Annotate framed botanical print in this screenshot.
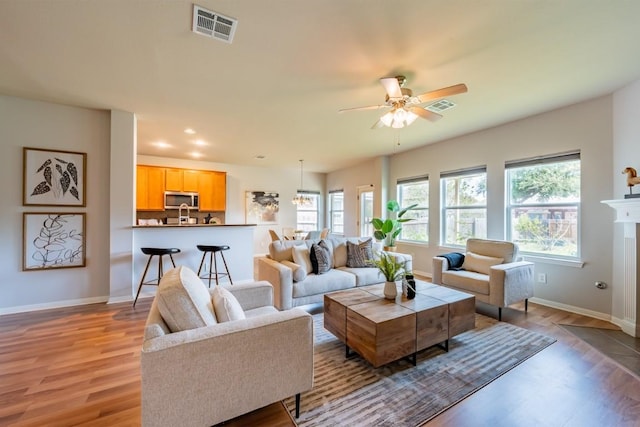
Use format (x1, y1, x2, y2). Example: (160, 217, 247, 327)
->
(23, 212, 86, 271)
(23, 147, 86, 206)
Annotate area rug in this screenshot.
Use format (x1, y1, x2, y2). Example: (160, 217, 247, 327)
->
(284, 313, 556, 427)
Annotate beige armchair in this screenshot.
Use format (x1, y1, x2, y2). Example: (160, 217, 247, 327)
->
(432, 238, 534, 320)
(141, 266, 313, 427)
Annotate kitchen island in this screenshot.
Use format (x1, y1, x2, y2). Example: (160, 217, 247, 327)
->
(132, 223, 256, 298)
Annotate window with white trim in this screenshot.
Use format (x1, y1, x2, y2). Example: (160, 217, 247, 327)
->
(506, 152, 580, 258)
(397, 175, 429, 243)
(295, 192, 319, 231)
(441, 167, 487, 245)
(329, 190, 344, 235)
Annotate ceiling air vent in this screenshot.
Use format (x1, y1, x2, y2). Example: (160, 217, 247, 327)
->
(426, 99, 456, 113)
(192, 4, 237, 43)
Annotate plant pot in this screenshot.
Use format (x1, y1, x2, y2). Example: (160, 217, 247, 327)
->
(383, 246, 397, 252)
(384, 281, 398, 300)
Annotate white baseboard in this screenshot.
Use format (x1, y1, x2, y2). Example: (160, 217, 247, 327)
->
(0, 296, 109, 316)
(610, 315, 639, 337)
(107, 295, 135, 304)
(529, 297, 612, 322)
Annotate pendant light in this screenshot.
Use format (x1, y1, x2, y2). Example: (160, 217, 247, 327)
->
(292, 159, 312, 206)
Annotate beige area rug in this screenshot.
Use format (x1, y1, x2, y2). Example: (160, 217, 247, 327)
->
(284, 313, 556, 427)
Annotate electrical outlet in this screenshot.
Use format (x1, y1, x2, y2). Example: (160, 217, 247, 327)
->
(538, 273, 547, 283)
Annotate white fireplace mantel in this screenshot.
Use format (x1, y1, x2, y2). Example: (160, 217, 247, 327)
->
(602, 198, 640, 337)
(602, 198, 640, 222)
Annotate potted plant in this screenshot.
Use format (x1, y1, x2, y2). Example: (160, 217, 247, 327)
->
(371, 200, 418, 251)
(371, 251, 406, 299)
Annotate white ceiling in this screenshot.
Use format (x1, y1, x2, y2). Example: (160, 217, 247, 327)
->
(2, 1, 640, 173)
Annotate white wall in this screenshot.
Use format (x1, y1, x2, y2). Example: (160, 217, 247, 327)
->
(0, 95, 111, 313)
(137, 155, 325, 255)
(329, 95, 615, 317)
(611, 79, 640, 322)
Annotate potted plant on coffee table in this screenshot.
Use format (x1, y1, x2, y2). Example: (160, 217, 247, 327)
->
(371, 251, 406, 300)
(371, 200, 417, 251)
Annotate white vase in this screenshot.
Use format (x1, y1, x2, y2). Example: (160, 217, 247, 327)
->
(384, 281, 398, 300)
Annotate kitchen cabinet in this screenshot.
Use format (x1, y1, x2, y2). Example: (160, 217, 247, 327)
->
(136, 165, 165, 211)
(198, 171, 226, 211)
(165, 168, 199, 192)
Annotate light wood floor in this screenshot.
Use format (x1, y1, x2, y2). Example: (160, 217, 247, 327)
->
(1, 298, 639, 426)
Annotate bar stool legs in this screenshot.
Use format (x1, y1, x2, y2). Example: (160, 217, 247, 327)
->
(133, 247, 180, 307)
(196, 245, 233, 287)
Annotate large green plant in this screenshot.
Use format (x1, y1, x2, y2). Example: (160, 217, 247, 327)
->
(371, 251, 406, 282)
(371, 200, 417, 247)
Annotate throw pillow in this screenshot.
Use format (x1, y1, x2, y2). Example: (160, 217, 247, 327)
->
(461, 251, 504, 275)
(282, 260, 307, 282)
(346, 238, 374, 268)
(292, 245, 313, 274)
(156, 265, 217, 333)
(310, 240, 332, 274)
(212, 286, 246, 322)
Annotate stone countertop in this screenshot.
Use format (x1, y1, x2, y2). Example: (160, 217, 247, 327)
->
(132, 223, 256, 228)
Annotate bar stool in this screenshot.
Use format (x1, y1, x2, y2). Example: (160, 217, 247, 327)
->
(196, 244, 233, 287)
(133, 247, 181, 307)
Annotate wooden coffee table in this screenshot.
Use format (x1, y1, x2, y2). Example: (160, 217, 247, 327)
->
(324, 280, 475, 368)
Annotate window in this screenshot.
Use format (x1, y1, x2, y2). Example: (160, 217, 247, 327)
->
(358, 188, 373, 237)
(441, 167, 487, 245)
(397, 176, 429, 243)
(506, 152, 580, 258)
(295, 192, 319, 232)
(329, 190, 344, 235)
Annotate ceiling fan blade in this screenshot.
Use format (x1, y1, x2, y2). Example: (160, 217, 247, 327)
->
(380, 77, 403, 99)
(339, 105, 388, 113)
(371, 119, 386, 129)
(409, 106, 443, 122)
(416, 83, 468, 103)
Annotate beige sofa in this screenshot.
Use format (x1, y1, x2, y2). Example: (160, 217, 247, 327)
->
(258, 236, 413, 310)
(432, 238, 534, 320)
(141, 266, 313, 427)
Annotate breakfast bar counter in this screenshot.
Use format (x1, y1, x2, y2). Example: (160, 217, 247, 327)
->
(132, 224, 256, 297)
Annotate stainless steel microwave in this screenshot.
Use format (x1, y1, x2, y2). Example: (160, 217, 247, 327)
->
(164, 192, 199, 210)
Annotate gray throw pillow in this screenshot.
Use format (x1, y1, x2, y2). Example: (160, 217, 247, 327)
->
(310, 240, 332, 274)
(346, 238, 374, 268)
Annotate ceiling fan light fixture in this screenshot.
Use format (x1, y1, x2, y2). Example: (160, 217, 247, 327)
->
(380, 111, 394, 127)
(405, 110, 419, 125)
(380, 108, 419, 129)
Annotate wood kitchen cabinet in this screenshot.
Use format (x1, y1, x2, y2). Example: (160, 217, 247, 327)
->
(198, 171, 226, 211)
(165, 168, 199, 192)
(136, 165, 165, 211)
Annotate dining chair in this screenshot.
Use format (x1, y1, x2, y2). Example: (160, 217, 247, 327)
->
(269, 229, 282, 241)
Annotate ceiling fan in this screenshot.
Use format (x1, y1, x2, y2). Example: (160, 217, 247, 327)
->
(339, 76, 468, 129)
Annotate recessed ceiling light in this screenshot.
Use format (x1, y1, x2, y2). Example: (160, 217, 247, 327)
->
(153, 141, 171, 149)
(190, 152, 203, 158)
(194, 139, 208, 146)
(184, 128, 196, 134)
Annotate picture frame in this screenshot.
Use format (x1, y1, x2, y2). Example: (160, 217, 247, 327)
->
(245, 191, 279, 225)
(23, 147, 87, 206)
(23, 212, 86, 271)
